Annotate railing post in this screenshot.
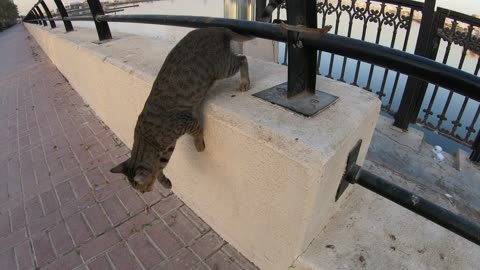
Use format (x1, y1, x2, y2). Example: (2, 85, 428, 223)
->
(31, 11, 39, 24)
(470, 132, 480, 162)
(52, 0, 74, 32)
(86, 0, 112, 41)
(32, 9, 43, 25)
(393, 0, 437, 130)
(27, 11, 36, 24)
(39, 0, 56, 29)
(35, 5, 48, 27)
(285, 0, 317, 97)
(256, 0, 267, 21)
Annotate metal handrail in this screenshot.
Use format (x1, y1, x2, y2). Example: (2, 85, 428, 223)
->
(45, 14, 480, 103)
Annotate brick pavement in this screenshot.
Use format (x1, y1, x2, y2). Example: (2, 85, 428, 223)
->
(0, 25, 258, 270)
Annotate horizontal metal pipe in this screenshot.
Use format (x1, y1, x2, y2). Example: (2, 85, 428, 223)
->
(106, 9, 125, 13)
(380, 0, 424, 9)
(64, 16, 94, 21)
(32, 14, 480, 102)
(92, 14, 480, 102)
(351, 165, 480, 246)
(98, 14, 286, 37)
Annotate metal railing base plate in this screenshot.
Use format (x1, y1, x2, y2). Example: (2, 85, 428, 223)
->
(253, 82, 338, 117)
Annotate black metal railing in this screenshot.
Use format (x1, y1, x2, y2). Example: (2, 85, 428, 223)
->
(417, 8, 480, 147)
(22, 0, 480, 246)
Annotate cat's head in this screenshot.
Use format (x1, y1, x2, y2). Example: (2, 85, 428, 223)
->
(110, 159, 156, 193)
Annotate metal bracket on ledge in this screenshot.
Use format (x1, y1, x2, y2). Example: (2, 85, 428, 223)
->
(335, 140, 363, 201)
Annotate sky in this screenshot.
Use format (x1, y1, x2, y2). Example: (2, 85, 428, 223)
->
(14, 0, 480, 20)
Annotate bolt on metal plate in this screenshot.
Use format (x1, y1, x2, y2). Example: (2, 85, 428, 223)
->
(253, 82, 338, 117)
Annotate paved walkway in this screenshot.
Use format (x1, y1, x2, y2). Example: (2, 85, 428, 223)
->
(0, 25, 257, 270)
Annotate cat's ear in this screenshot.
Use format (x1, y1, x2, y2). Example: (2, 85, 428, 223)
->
(110, 159, 129, 174)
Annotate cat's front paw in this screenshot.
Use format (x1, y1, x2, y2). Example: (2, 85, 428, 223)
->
(239, 79, 250, 92)
(195, 138, 205, 152)
(158, 176, 172, 190)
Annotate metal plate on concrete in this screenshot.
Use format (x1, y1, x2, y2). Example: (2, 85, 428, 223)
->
(253, 82, 338, 117)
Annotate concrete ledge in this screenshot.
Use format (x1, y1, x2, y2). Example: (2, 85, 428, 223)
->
(375, 116, 424, 152)
(25, 24, 381, 269)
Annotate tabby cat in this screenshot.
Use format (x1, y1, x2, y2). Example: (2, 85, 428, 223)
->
(110, 27, 252, 193)
(109, 1, 294, 193)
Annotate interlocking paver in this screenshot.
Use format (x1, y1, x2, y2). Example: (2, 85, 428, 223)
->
(127, 232, 165, 269)
(152, 194, 183, 217)
(29, 209, 63, 236)
(79, 230, 121, 261)
(138, 188, 164, 206)
(69, 174, 90, 199)
(55, 181, 76, 206)
(32, 232, 56, 267)
(0, 229, 27, 253)
(145, 220, 184, 257)
(180, 205, 211, 234)
(163, 209, 202, 245)
(222, 244, 259, 270)
(193, 263, 211, 270)
(83, 204, 111, 236)
(161, 248, 200, 270)
(43, 251, 82, 270)
(0, 25, 259, 270)
(40, 189, 59, 215)
(66, 212, 93, 246)
(117, 188, 146, 215)
(25, 196, 43, 220)
(15, 240, 34, 270)
(49, 222, 74, 256)
(206, 250, 243, 270)
(192, 231, 225, 259)
(0, 211, 11, 237)
(107, 243, 143, 270)
(117, 211, 157, 239)
(0, 247, 16, 270)
(87, 254, 113, 270)
(101, 195, 129, 226)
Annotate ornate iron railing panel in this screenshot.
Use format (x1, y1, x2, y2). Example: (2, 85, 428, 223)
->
(417, 8, 480, 146)
(277, 0, 424, 113)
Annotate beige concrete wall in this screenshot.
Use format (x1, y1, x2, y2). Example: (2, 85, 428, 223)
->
(25, 24, 381, 270)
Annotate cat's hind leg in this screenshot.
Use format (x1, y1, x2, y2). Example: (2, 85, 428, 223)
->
(223, 53, 250, 92)
(238, 55, 250, 92)
(177, 112, 205, 152)
(188, 118, 205, 152)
